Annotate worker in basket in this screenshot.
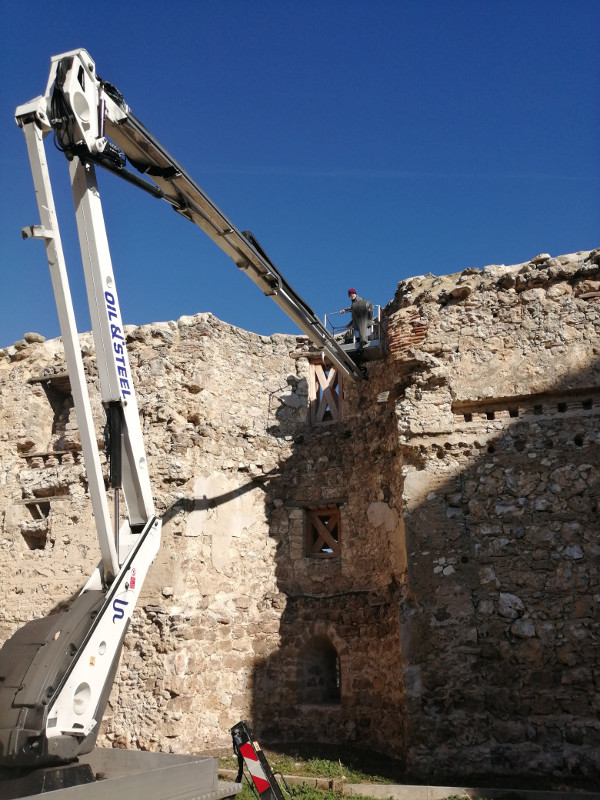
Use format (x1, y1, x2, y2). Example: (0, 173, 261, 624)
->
(341, 288, 373, 348)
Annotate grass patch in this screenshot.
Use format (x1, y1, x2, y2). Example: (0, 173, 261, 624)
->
(220, 743, 593, 795)
(220, 743, 400, 785)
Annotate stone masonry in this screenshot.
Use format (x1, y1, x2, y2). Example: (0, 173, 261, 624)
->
(0, 249, 599, 785)
(384, 249, 600, 782)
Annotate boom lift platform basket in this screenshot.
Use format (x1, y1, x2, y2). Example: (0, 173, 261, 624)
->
(324, 305, 384, 362)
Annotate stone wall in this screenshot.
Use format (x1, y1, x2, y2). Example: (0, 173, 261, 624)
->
(385, 249, 600, 782)
(1, 249, 599, 784)
(0, 314, 307, 754)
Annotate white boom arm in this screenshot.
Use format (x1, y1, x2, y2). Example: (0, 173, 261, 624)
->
(0, 47, 363, 772)
(0, 63, 163, 768)
(39, 48, 365, 380)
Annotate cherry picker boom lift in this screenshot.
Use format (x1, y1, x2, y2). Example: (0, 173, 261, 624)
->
(0, 47, 358, 798)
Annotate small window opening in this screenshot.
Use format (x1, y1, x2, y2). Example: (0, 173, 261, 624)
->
(557, 402, 567, 413)
(533, 405, 543, 415)
(310, 362, 342, 425)
(21, 500, 51, 550)
(582, 399, 593, 410)
(486, 411, 495, 420)
(463, 412, 472, 423)
(509, 408, 519, 418)
(305, 506, 341, 558)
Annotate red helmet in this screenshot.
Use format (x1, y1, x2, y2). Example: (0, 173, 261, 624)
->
(348, 288, 357, 296)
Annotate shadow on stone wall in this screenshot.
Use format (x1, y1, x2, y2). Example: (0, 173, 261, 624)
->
(244, 359, 409, 760)
(395, 375, 600, 784)
(246, 353, 600, 787)
(161, 469, 277, 527)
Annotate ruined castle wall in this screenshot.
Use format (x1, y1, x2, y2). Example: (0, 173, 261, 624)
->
(385, 250, 600, 781)
(1, 249, 599, 784)
(0, 314, 308, 753)
(250, 354, 407, 755)
(0, 309, 406, 758)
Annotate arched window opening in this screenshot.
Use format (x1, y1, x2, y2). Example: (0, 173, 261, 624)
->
(297, 636, 341, 705)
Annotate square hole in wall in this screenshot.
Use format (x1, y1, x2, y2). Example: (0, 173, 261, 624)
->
(310, 362, 343, 425)
(305, 505, 341, 558)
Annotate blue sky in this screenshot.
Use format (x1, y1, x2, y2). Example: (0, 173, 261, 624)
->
(1, 0, 598, 348)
